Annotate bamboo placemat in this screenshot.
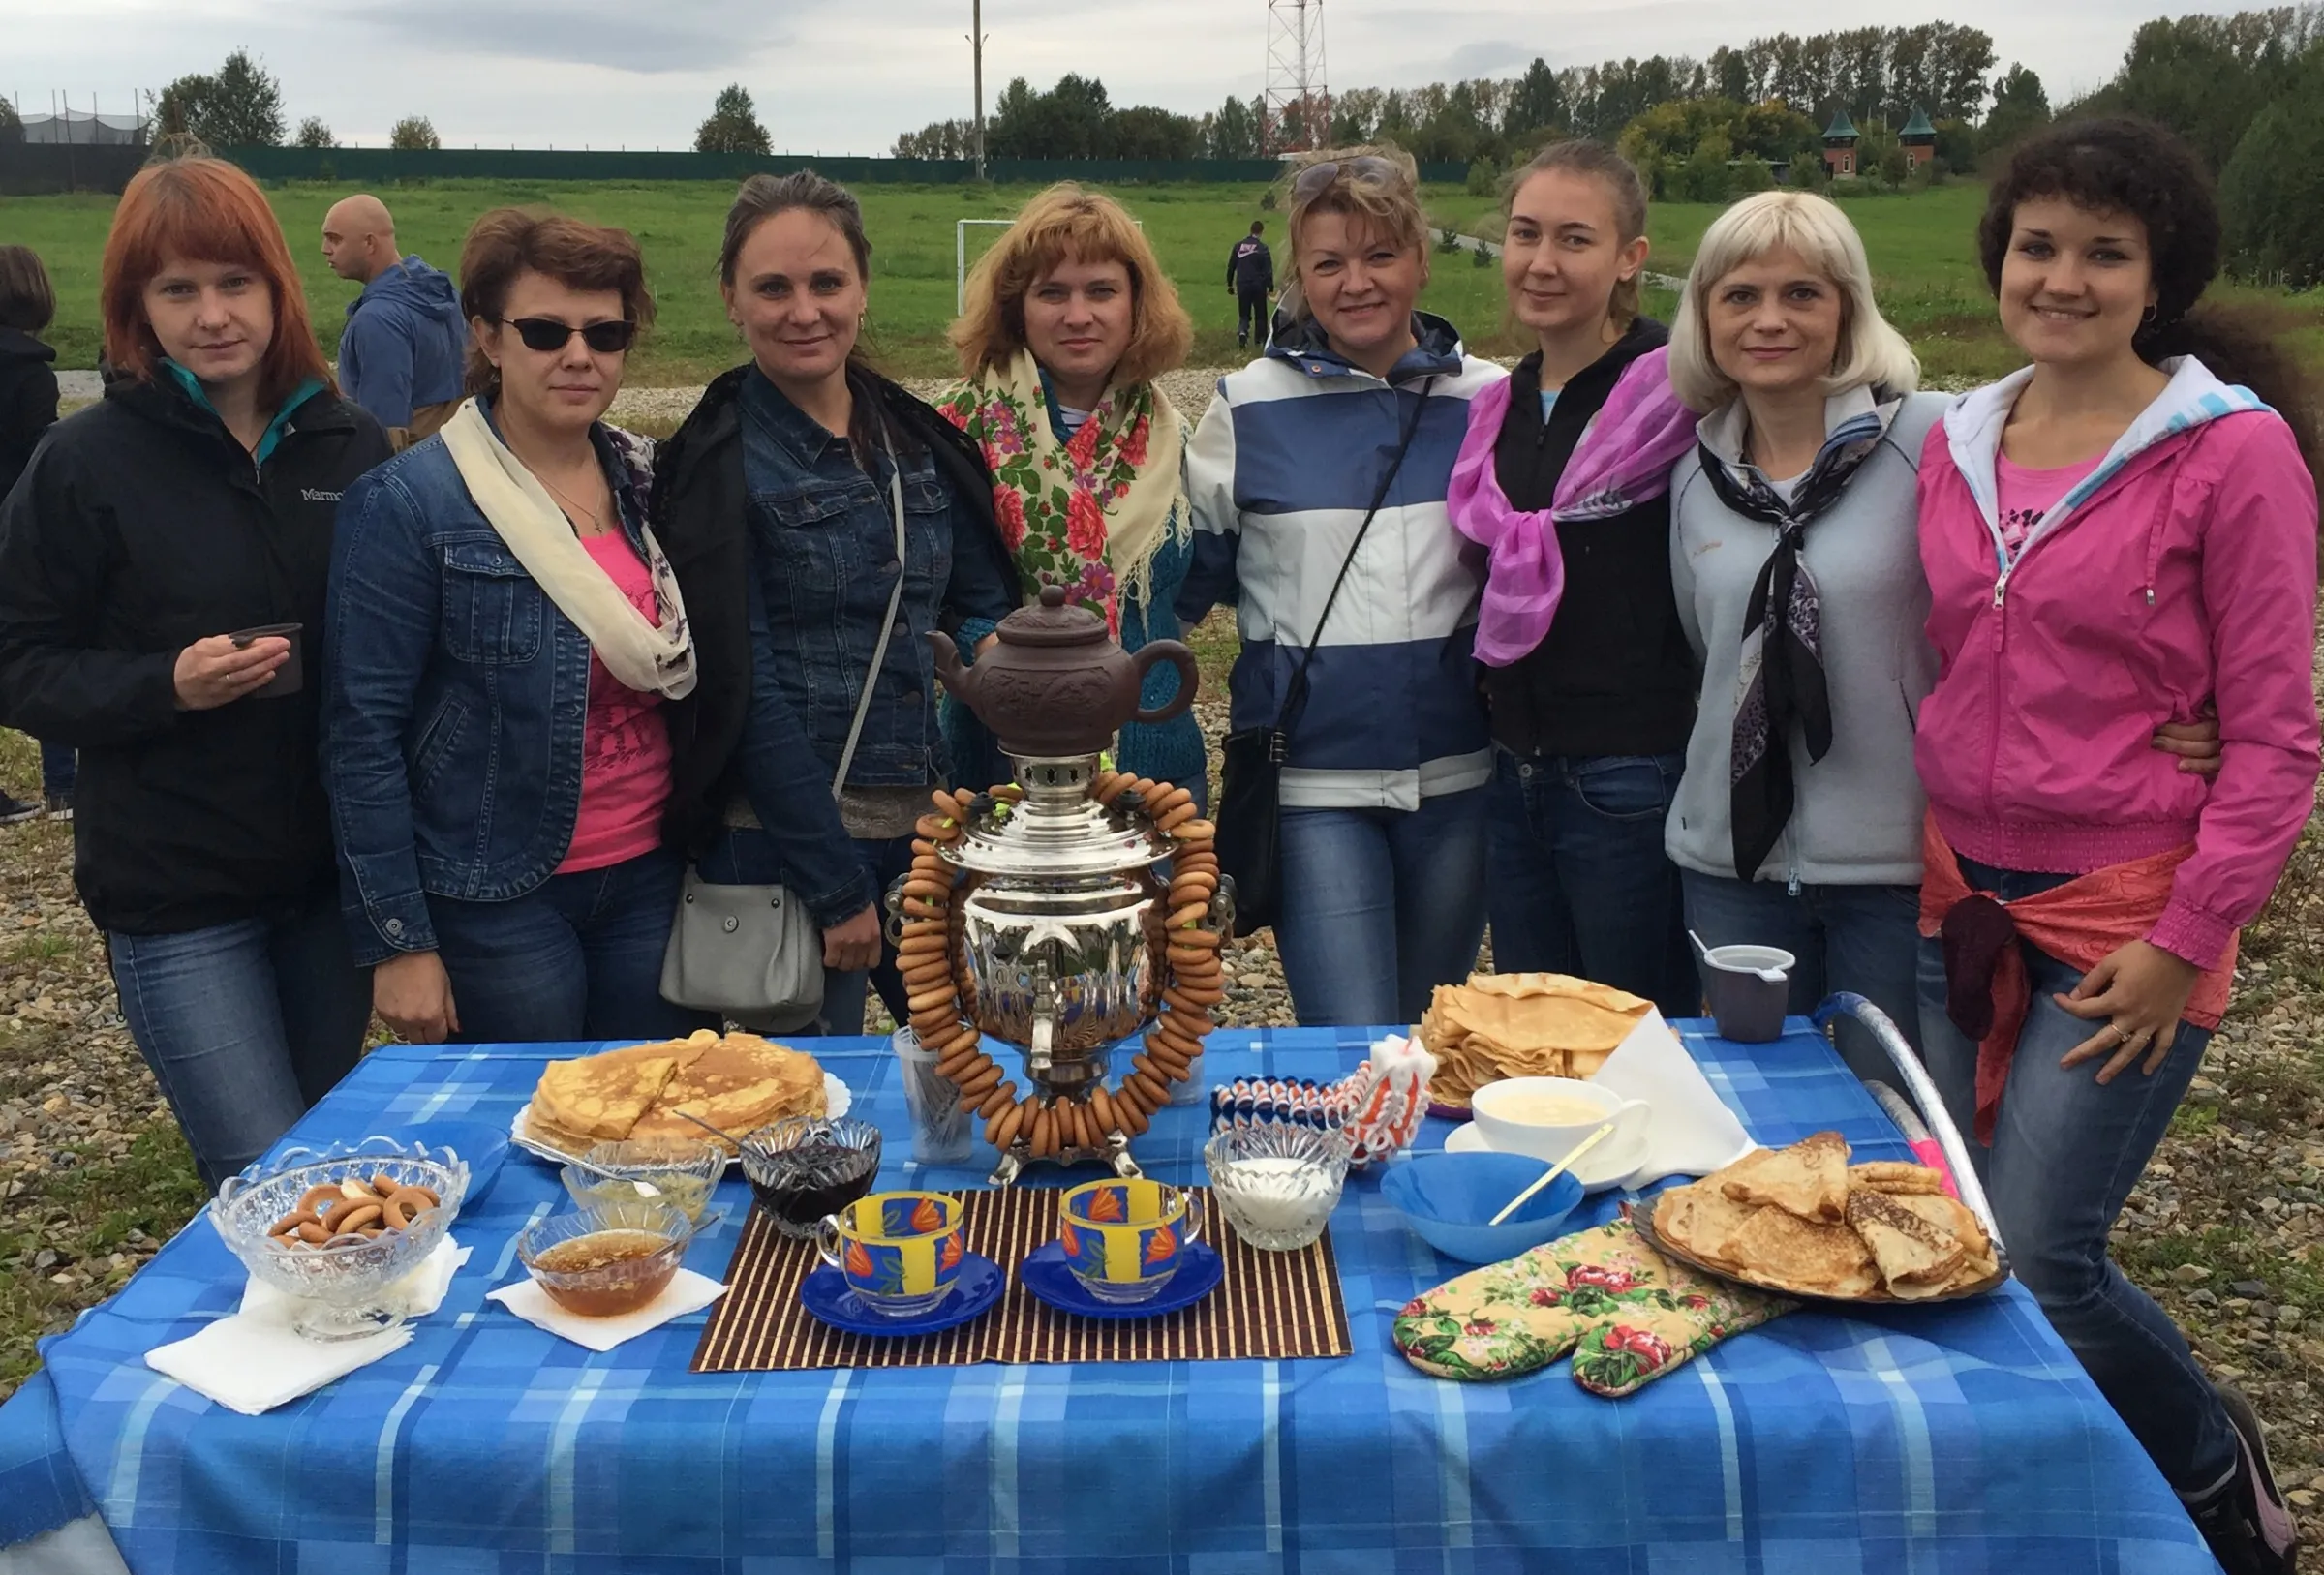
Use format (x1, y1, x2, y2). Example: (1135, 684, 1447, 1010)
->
(690, 1186, 1353, 1371)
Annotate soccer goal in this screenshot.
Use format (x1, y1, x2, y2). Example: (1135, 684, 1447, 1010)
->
(955, 214, 1147, 313)
(956, 220, 1014, 313)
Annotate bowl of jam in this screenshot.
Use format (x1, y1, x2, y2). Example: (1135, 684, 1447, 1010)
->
(516, 1200, 695, 1317)
(740, 1117, 883, 1238)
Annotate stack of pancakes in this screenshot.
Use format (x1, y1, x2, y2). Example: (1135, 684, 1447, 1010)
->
(524, 1030, 827, 1156)
(1653, 1133, 2000, 1300)
(1417, 972, 1654, 1108)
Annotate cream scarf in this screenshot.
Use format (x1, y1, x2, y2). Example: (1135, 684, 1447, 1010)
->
(441, 399, 696, 699)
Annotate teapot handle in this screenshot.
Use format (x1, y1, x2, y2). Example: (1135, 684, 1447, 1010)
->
(1128, 639, 1199, 726)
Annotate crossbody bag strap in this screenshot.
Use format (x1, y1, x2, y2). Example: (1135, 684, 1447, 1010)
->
(829, 431, 911, 800)
(1271, 376, 1437, 752)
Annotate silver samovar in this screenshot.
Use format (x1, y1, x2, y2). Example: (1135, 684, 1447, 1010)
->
(911, 587, 1229, 1185)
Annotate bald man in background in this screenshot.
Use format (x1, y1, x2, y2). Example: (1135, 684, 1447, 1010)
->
(321, 195, 467, 447)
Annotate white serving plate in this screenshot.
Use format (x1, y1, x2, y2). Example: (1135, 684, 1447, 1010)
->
(508, 1072, 852, 1169)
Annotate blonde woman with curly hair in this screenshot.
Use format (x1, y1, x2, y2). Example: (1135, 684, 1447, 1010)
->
(934, 184, 1202, 799)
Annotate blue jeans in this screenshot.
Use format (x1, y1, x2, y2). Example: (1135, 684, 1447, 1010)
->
(426, 845, 714, 1045)
(1484, 750, 1696, 1017)
(38, 739, 74, 798)
(1917, 856, 2236, 1495)
(1681, 869, 1922, 1079)
(699, 829, 915, 1036)
(109, 889, 373, 1193)
(1275, 787, 1486, 1026)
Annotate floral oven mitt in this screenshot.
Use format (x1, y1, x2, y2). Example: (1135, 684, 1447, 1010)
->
(1392, 1219, 1795, 1395)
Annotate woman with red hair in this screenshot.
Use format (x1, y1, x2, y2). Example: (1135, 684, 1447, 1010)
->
(0, 157, 390, 1191)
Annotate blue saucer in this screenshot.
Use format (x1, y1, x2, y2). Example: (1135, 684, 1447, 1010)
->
(800, 1253, 1003, 1337)
(1020, 1239, 1224, 1319)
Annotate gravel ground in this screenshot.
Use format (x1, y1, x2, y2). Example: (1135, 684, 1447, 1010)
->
(5, 517, 2323, 1543)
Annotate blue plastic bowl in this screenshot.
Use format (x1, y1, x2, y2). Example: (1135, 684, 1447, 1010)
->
(1380, 1151, 1586, 1265)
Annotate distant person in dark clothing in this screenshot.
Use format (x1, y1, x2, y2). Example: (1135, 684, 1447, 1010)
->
(0, 244, 71, 823)
(322, 194, 468, 448)
(1227, 219, 1274, 348)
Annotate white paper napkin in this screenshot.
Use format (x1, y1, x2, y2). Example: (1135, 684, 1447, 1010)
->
(145, 1236, 472, 1416)
(1590, 1010, 1758, 1185)
(486, 1268, 726, 1352)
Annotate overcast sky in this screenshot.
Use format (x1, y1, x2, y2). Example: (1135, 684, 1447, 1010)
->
(6, 0, 2269, 152)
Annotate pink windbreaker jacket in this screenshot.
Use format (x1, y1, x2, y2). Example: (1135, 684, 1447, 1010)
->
(1914, 357, 2321, 969)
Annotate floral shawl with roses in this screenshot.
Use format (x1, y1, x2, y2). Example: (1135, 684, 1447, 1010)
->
(934, 349, 1189, 639)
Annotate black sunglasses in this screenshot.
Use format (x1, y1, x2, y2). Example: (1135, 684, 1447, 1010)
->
(500, 317, 637, 353)
(1291, 155, 1402, 201)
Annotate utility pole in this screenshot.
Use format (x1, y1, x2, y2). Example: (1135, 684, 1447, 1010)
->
(970, 0, 988, 180)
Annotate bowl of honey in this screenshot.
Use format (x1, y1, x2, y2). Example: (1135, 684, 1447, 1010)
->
(515, 1200, 696, 1318)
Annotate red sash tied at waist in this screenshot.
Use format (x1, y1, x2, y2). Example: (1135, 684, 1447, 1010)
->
(1916, 814, 2236, 1144)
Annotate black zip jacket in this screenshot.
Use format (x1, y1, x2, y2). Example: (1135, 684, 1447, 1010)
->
(651, 362, 1022, 859)
(0, 327, 59, 504)
(0, 373, 390, 933)
(1482, 318, 1698, 759)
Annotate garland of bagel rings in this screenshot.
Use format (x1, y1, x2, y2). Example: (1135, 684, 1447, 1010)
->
(895, 770, 1224, 1164)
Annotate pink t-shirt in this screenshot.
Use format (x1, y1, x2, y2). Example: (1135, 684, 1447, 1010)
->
(557, 531, 673, 874)
(1996, 449, 2105, 559)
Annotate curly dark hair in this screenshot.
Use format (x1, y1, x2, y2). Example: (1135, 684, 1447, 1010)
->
(1978, 117, 2317, 474)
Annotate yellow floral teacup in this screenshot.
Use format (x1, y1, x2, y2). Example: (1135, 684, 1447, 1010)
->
(814, 1191, 965, 1318)
(1057, 1179, 1202, 1304)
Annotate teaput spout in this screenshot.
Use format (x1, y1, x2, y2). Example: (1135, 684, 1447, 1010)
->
(926, 629, 973, 710)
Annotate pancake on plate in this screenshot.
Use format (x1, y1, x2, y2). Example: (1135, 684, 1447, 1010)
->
(1648, 1136, 1999, 1301)
(627, 1031, 828, 1150)
(1418, 972, 1654, 1107)
(524, 1031, 826, 1156)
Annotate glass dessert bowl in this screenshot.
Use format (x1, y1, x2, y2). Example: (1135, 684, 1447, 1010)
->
(210, 1136, 470, 1341)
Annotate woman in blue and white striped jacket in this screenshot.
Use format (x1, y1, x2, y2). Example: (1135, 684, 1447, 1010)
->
(1177, 147, 1505, 1026)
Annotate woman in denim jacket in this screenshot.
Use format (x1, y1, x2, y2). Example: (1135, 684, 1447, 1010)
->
(656, 172, 1018, 1035)
(325, 210, 714, 1045)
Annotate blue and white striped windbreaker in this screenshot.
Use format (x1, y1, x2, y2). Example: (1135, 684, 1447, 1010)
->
(1176, 312, 1508, 811)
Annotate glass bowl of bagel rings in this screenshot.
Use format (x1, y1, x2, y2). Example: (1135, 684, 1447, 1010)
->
(211, 1136, 471, 1340)
(902, 772, 1224, 1160)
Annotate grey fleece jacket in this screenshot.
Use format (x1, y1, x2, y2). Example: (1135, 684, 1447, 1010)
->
(1665, 388, 1949, 887)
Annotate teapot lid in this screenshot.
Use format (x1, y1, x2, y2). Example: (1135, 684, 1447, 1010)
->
(995, 585, 1109, 649)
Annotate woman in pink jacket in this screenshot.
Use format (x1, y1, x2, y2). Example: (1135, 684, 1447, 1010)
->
(1915, 119, 2318, 1575)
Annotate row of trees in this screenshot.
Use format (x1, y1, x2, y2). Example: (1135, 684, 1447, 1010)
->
(150, 49, 437, 150)
(2070, 5, 2324, 287)
(894, 75, 1206, 162)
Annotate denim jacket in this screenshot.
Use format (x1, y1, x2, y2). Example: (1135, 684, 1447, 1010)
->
(324, 411, 658, 964)
(724, 369, 1012, 923)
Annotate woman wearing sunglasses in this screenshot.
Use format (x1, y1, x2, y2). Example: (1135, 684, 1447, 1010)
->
(1178, 147, 1503, 1025)
(324, 208, 714, 1045)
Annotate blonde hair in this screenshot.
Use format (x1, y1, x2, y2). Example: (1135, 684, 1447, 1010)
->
(1280, 144, 1429, 322)
(950, 183, 1193, 387)
(1667, 191, 1919, 411)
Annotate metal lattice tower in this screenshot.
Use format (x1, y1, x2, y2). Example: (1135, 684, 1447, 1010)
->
(1261, 0, 1329, 155)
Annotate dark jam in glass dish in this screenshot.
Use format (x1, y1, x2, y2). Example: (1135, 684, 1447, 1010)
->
(747, 1143, 879, 1236)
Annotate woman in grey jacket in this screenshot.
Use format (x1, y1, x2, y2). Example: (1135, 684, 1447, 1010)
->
(1664, 193, 1945, 1072)
(1665, 192, 2219, 1074)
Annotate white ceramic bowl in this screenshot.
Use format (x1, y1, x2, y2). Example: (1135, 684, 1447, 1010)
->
(1469, 1076, 1651, 1166)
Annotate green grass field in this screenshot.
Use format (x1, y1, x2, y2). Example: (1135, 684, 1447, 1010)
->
(8, 177, 2319, 387)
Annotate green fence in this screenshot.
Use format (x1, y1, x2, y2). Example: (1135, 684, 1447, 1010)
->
(219, 147, 1470, 187)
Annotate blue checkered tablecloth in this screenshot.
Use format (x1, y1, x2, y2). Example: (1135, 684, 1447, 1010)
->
(0, 1022, 2218, 1573)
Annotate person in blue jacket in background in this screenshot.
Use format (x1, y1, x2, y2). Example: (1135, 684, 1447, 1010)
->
(322, 194, 468, 448)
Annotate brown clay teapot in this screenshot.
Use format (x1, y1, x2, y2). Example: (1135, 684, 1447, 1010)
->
(930, 586, 1199, 758)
